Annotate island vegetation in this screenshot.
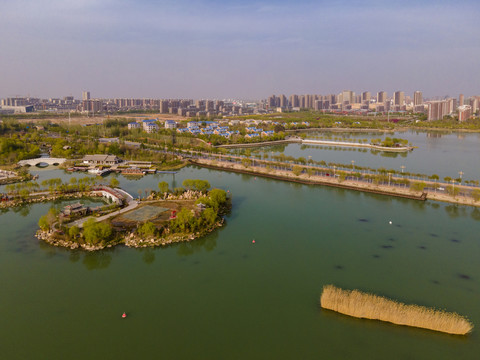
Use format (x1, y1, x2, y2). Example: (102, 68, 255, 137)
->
(35, 179, 231, 251)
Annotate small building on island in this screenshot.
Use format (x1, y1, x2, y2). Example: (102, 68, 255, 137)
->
(62, 203, 89, 217)
(83, 154, 121, 166)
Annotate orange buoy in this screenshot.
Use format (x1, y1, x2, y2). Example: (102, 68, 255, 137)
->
(122, 312, 127, 318)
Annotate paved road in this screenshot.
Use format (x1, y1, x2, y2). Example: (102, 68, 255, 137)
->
(70, 199, 139, 228)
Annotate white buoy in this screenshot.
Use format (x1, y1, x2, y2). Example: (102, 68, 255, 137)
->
(389, 221, 392, 225)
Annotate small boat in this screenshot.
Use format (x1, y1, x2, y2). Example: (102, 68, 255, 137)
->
(88, 168, 112, 176)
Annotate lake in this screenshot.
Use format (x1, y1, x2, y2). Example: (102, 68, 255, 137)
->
(227, 130, 480, 180)
(1, 163, 480, 359)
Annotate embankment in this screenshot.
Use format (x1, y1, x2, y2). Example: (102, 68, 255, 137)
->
(189, 159, 426, 201)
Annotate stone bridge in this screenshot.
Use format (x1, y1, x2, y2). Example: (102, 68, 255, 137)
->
(18, 157, 67, 166)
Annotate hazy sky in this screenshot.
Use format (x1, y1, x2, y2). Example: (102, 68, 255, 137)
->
(1, 0, 479, 99)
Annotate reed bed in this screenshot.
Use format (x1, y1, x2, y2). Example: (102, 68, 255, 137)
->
(320, 285, 473, 335)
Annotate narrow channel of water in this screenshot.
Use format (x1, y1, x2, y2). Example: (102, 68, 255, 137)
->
(228, 130, 480, 180)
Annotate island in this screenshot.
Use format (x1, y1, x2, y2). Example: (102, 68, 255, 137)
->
(35, 179, 231, 251)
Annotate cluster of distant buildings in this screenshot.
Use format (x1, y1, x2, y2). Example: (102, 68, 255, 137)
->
(1, 90, 478, 122)
(0, 91, 261, 117)
(267, 91, 479, 121)
(126, 118, 306, 140)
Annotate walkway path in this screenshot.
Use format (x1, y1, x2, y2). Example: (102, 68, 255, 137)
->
(70, 199, 139, 228)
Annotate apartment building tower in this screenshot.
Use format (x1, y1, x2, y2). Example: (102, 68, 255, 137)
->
(413, 91, 423, 106)
(377, 91, 387, 104)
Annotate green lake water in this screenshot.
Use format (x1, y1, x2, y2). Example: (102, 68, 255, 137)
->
(1, 164, 480, 359)
(229, 130, 480, 180)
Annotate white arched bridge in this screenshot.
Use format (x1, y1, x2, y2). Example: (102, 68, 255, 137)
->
(18, 157, 67, 167)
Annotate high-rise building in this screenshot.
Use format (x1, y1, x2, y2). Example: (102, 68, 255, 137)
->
(459, 94, 464, 107)
(82, 91, 90, 101)
(339, 90, 354, 104)
(159, 100, 169, 113)
(362, 92, 371, 104)
(206, 100, 214, 111)
(289, 94, 299, 108)
(279, 94, 288, 108)
(394, 91, 405, 106)
(468, 97, 478, 113)
(413, 91, 423, 106)
(267, 95, 278, 109)
(427, 99, 454, 120)
(195, 99, 205, 109)
(377, 91, 387, 104)
(458, 105, 472, 122)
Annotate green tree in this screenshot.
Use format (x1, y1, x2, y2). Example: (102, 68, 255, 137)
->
(138, 221, 157, 237)
(38, 215, 50, 231)
(208, 189, 228, 212)
(446, 185, 460, 197)
(336, 171, 346, 183)
(182, 179, 194, 190)
(471, 189, 480, 202)
(292, 165, 303, 176)
(68, 225, 80, 240)
(194, 179, 211, 192)
(241, 158, 252, 168)
(411, 182, 426, 192)
(274, 124, 285, 133)
(201, 207, 217, 227)
(83, 219, 113, 245)
(109, 177, 120, 188)
(158, 181, 169, 194)
(38, 207, 58, 231)
(172, 208, 195, 233)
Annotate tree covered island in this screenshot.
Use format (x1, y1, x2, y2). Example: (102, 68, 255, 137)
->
(36, 179, 231, 251)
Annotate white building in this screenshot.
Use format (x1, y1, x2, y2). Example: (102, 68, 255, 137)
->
(165, 120, 177, 129)
(142, 119, 159, 133)
(128, 122, 141, 130)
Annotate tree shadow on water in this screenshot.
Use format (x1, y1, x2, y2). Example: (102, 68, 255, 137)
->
(176, 230, 218, 257)
(82, 250, 113, 270)
(138, 248, 155, 265)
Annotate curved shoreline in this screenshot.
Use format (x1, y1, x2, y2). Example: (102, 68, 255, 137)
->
(217, 138, 412, 152)
(35, 219, 225, 251)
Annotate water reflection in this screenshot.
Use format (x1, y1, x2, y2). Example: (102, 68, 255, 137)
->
(176, 231, 218, 257)
(379, 152, 406, 159)
(445, 205, 463, 219)
(82, 250, 113, 270)
(141, 248, 155, 265)
(470, 208, 480, 221)
(69, 251, 81, 263)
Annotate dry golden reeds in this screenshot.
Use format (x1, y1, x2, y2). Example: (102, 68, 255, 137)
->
(320, 285, 473, 335)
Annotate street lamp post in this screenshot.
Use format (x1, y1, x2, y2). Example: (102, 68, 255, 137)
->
(333, 165, 336, 177)
(388, 173, 392, 187)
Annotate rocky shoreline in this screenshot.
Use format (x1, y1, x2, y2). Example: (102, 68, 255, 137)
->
(35, 219, 225, 251)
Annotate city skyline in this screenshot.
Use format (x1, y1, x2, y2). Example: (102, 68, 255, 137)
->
(1, 0, 479, 99)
